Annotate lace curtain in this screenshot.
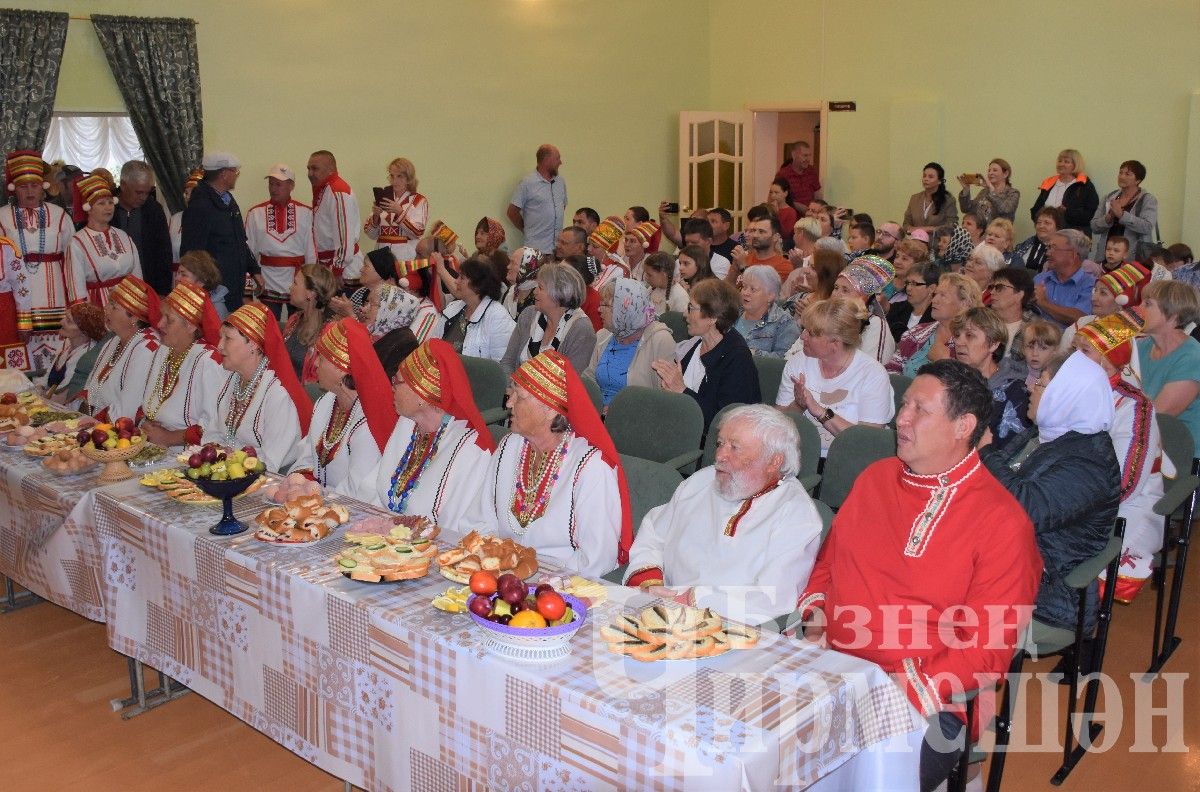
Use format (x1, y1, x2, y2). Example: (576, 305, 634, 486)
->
(0, 10, 69, 154)
(44, 115, 146, 175)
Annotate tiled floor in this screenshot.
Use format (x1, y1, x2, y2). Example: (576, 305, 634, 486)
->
(1, 557, 1195, 790)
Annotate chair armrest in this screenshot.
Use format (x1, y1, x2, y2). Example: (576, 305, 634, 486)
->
(601, 564, 626, 585)
(1065, 536, 1123, 589)
(1153, 475, 1200, 517)
(779, 609, 805, 636)
(799, 473, 821, 495)
(664, 449, 703, 472)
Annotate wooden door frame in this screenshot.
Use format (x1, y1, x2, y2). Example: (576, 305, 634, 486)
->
(747, 102, 829, 204)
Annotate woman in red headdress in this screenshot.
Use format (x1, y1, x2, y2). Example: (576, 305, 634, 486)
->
(209, 302, 312, 473)
(137, 281, 229, 448)
(291, 318, 397, 501)
(80, 275, 160, 420)
(460, 350, 631, 577)
(374, 338, 496, 527)
(67, 173, 142, 308)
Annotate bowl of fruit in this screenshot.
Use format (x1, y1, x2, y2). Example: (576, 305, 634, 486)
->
(183, 443, 264, 535)
(466, 571, 587, 662)
(77, 417, 146, 481)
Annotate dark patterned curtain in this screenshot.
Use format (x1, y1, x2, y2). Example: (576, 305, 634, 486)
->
(0, 10, 69, 155)
(91, 15, 202, 214)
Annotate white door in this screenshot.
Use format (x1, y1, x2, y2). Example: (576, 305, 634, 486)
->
(678, 111, 754, 231)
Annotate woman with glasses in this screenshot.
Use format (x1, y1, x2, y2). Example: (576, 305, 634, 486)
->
(984, 267, 1035, 358)
(887, 272, 982, 376)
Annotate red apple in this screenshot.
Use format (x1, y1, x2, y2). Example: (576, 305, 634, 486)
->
(241, 446, 257, 457)
(90, 429, 108, 447)
(0, 392, 15, 405)
(199, 445, 217, 464)
(188, 453, 203, 468)
(76, 430, 90, 447)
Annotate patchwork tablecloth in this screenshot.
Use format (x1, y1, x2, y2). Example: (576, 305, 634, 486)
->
(92, 485, 915, 791)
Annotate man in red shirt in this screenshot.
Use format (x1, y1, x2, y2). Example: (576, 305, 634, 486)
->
(774, 141, 822, 209)
(798, 359, 1041, 790)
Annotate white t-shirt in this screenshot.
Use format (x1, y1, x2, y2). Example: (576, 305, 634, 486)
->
(776, 348, 895, 454)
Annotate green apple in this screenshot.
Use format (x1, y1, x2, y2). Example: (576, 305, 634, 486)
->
(227, 462, 245, 479)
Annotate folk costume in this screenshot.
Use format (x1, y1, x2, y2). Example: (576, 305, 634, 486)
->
(206, 303, 312, 473)
(244, 194, 316, 313)
(80, 276, 161, 421)
(460, 351, 631, 577)
(624, 466, 824, 624)
(365, 189, 427, 262)
(136, 282, 228, 446)
(374, 339, 495, 528)
(0, 150, 79, 370)
(1077, 310, 1165, 603)
(311, 170, 362, 281)
(799, 450, 1041, 737)
(293, 319, 397, 502)
(0, 236, 31, 369)
(68, 174, 142, 308)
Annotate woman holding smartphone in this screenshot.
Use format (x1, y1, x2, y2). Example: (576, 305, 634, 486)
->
(365, 158, 428, 262)
(957, 158, 1020, 224)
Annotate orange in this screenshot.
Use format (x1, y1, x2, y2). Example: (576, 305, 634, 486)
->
(508, 610, 547, 629)
(116, 438, 131, 449)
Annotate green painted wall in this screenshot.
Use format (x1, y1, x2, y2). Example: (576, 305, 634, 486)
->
(19, 0, 709, 247)
(708, 0, 1200, 247)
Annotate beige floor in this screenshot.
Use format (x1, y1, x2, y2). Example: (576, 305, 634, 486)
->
(0, 560, 1195, 791)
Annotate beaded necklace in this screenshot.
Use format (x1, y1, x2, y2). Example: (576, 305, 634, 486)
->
(14, 204, 46, 274)
(387, 414, 450, 513)
(224, 356, 269, 443)
(93, 335, 132, 386)
(143, 347, 189, 421)
(510, 432, 571, 532)
(316, 399, 356, 473)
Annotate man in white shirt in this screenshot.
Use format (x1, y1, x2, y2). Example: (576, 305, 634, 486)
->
(307, 149, 362, 285)
(624, 404, 823, 624)
(244, 163, 316, 317)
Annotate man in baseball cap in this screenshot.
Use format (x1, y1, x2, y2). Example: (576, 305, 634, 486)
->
(180, 151, 257, 312)
(243, 163, 316, 317)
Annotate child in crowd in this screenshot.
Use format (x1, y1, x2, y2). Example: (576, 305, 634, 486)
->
(1102, 236, 1131, 273)
(1021, 319, 1062, 389)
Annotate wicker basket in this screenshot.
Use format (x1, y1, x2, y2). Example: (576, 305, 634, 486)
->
(80, 442, 142, 482)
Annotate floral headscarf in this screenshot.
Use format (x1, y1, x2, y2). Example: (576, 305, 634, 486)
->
(610, 278, 657, 340)
(481, 217, 506, 252)
(370, 284, 422, 337)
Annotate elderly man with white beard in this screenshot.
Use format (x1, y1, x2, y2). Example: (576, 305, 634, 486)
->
(623, 403, 824, 623)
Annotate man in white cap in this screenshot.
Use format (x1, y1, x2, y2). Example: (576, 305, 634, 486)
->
(244, 163, 315, 318)
(180, 152, 258, 313)
(306, 149, 362, 288)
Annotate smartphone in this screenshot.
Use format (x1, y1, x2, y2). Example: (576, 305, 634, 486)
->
(663, 202, 680, 214)
(372, 186, 392, 205)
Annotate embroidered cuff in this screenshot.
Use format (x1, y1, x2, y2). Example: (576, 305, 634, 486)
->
(796, 591, 825, 620)
(625, 567, 663, 588)
(901, 656, 943, 717)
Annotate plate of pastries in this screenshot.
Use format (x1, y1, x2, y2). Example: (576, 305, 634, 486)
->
(253, 493, 350, 544)
(436, 530, 538, 583)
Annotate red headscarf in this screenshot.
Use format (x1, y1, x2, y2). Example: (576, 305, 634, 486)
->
(110, 276, 162, 328)
(315, 318, 398, 453)
(511, 350, 633, 565)
(398, 338, 496, 452)
(162, 281, 222, 354)
(225, 303, 313, 435)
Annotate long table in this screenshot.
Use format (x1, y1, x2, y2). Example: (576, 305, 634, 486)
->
(2, 449, 916, 790)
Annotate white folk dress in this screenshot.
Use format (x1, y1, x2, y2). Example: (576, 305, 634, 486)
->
(293, 393, 381, 503)
(68, 225, 142, 307)
(459, 432, 621, 578)
(135, 342, 228, 438)
(372, 416, 492, 532)
(244, 199, 317, 303)
(81, 329, 159, 420)
(203, 369, 303, 474)
(0, 202, 78, 369)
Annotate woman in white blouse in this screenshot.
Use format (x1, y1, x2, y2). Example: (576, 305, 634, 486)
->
(292, 318, 397, 501)
(439, 255, 515, 361)
(208, 303, 312, 474)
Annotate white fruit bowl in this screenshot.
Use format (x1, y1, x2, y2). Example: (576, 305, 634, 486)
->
(467, 593, 588, 663)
